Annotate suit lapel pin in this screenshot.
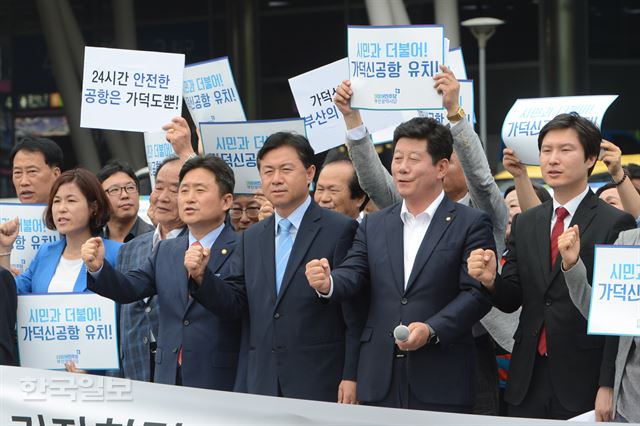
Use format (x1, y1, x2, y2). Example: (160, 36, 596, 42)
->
(221, 248, 228, 255)
(446, 216, 451, 222)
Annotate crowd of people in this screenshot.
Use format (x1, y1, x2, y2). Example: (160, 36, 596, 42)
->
(1, 65, 639, 422)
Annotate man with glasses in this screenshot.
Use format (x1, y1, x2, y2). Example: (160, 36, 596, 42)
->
(97, 160, 154, 243)
(229, 195, 262, 232)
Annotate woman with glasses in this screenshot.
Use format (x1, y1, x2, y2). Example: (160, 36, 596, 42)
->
(0, 169, 122, 294)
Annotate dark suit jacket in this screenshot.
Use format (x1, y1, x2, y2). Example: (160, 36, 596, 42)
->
(0, 267, 17, 366)
(493, 191, 636, 412)
(328, 196, 494, 406)
(194, 201, 360, 402)
(88, 225, 240, 390)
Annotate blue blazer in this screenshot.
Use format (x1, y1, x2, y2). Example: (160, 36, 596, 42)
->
(87, 225, 241, 391)
(193, 201, 362, 402)
(16, 238, 122, 294)
(330, 196, 495, 407)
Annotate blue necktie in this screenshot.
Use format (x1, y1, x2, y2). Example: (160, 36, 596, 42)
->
(275, 219, 294, 294)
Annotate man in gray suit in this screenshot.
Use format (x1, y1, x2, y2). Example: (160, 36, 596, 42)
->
(116, 156, 186, 382)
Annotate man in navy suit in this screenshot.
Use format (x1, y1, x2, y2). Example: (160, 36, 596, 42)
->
(306, 117, 494, 413)
(192, 132, 361, 403)
(82, 155, 240, 390)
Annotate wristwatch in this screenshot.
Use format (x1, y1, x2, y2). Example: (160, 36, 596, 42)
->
(447, 106, 466, 122)
(426, 323, 439, 345)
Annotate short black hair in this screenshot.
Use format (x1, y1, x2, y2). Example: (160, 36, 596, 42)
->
(595, 182, 618, 198)
(538, 112, 601, 176)
(10, 136, 64, 169)
(179, 154, 235, 196)
(321, 148, 367, 202)
(392, 117, 453, 165)
(626, 164, 640, 180)
(96, 160, 140, 189)
(155, 155, 181, 179)
(503, 184, 552, 203)
(257, 132, 315, 170)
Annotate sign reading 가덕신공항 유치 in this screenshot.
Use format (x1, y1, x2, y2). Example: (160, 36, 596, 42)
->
(80, 46, 185, 132)
(501, 95, 618, 166)
(183, 57, 246, 126)
(200, 118, 307, 194)
(589, 245, 640, 337)
(17, 293, 119, 370)
(348, 25, 445, 111)
(0, 203, 60, 274)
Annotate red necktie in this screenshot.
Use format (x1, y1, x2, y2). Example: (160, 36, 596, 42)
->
(537, 206, 569, 356)
(179, 240, 202, 367)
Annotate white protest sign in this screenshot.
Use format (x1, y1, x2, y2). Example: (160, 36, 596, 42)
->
(0, 204, 60, 274)
(371, 80, 475, 144)
(17, 293, 119, 370)
(138, 195, 152, 225)
(143, 131, 176, 188)
(446, 47, 468, 80)
(348, 25, 445, 110)
(588, 246, 640, 336)
(200, 119, 306, 194)
(81, 46, 185, 132)
(183, 57, 246, 125)
(501, 95, 618, 165)
(289, 58, 404, 153)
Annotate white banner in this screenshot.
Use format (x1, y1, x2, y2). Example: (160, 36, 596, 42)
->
(501, 95, 618, 165)
(289, 58, 404, 153)
(200, 119, 307, 194)
(445, 47, 468, 80)
(143, 131, 176, 188)
(348, 25, 445, 110)
(0, 365, 599, 426)
(0, 204, 60, 274)
(183, 57, 246, 126)
(17, 293, 119, 370)
(372, 80, 475, 144)
(589, 245, 640, 336)
(80, 47, 185, 132)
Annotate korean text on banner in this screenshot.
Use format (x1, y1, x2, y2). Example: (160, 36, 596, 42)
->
(80, 46, 185, 132)
(200, 119, 306, 194)
(0, 203, 60, 274)
(183, 57, 246, 125)
(17, 293, 119, 370)
(289, 58, 404, 153)
(348, 25, 445, 111)
(588, 245, 640, 336)
(143, 131, 176, 188)
(501, 95, 618, 165)
(372, 80, 474, 144)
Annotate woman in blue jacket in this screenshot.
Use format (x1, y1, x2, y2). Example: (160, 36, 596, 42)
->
(0, 168, 121, 292)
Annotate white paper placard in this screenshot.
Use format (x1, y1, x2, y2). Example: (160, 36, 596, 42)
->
(446, 47, 468, 80)
(81, 46, 185, 132)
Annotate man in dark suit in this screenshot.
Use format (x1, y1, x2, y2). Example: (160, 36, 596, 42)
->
(468, 113, 636, 420)
(192, 132, 361, 403)
(306, 117, 494, 413)
(82, 155, 241, 390)
(0, 266, 17, 365)
(115, 156, 186, 382)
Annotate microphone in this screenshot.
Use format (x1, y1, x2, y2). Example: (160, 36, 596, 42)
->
(393, 324, 410, 342)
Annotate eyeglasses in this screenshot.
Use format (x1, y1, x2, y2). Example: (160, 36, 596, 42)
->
(105, 184, 138, 197)
(229, 207, 260, 219)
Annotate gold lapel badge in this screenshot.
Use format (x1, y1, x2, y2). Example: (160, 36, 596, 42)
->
(221, 248, 228, 255)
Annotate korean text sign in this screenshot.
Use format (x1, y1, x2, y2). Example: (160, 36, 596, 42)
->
(143, 131, 176, 188)
(289, 58, 404, 153)
(17, 293, 119, 370)
(501, 95, 618, 165)
(0, 204, 60, 274)
(183, 57, 246, 125)
(589, 245, 640, 336)
(81, 46, 185, 132)
(200, 119, 306, 194)
(348, 25, 445, 110)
